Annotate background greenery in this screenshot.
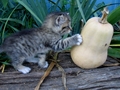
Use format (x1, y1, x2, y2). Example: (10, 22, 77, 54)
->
(0, 0, 120, 67)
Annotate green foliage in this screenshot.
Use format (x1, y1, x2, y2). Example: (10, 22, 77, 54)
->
(108, 48, 120, 58)
(109, 32, 120, 58)
(16, 0, 48, 26)
(0, 0, 36, 42)
(1, 4, 20, 42)
(108, 6, 120, 25)
(0, 0, 36, 65)
(107, 6, 120, 58)
(1, 0, 9, 8)
(70, 0, 97, 34)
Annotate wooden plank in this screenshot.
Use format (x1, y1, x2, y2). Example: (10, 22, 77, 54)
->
(0, 53, 120, 90)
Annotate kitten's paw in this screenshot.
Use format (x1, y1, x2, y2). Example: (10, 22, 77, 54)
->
(73, 34, 82, 45)
(43, 61, 48, 68)
(18, 66, 31, 74)
(39, 61, 48, 68)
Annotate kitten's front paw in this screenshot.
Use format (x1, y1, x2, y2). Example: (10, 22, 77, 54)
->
(39, 61, 48, 68)
(18, 66, 31, 74)
(42, 61, 48, 68)
(73, 34, 82, 45)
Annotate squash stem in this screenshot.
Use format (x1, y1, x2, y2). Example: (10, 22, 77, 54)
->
(99, 7, 109, 24)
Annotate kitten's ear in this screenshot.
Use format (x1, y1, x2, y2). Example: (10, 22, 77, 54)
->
(56, 15, 66, 25)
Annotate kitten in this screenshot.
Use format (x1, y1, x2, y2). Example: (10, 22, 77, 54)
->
(0, 12, 82, 74)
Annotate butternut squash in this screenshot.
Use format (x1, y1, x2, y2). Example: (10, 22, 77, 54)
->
(71, 8, 113, 69)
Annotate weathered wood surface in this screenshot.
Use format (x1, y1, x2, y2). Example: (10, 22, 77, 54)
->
(0, 53, 120, 90)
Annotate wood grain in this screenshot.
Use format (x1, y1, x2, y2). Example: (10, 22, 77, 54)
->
(0, 53, 120, 90)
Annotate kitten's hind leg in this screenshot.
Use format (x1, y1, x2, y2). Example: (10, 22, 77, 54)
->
(11, 57, 31, 74)
(37, 54, 48, 68)
(25, 57, 39, 63)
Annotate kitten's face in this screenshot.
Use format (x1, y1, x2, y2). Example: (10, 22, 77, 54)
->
(43, 12, 72, 35)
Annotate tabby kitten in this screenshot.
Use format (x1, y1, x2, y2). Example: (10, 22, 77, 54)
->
(0, 12, 82, 74)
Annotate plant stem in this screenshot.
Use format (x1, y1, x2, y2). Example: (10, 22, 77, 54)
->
(2, 4, 20, 42)
(34, 61, 56, 90)
(99, 7, 109, 24)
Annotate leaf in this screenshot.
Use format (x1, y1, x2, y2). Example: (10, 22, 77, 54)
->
(2, 4, 19, 42)
(114, 32, 120, 35)
(108, 48, 120, 58)
(72, 10, 80, 27)
(1, 0, 8, 8)
(2, 61, 10, 65)
(76, 0, 86, 23)
(16, 0, 48, 26)
(8, 25, 19, 32)
(48, 0, 61, 11)
(71, 0, 97, 34)
(0, 18, 25, 25)
(112, 35, 120, 41)
(85, 0, 97, 19)
(108, 6, 120, 24)
(90, 3, 120, 17)
(69, 0, 76, 18)
(110, 44, 120, 46)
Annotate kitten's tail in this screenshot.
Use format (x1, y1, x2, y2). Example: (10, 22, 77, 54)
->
(0, 46, 4, 53)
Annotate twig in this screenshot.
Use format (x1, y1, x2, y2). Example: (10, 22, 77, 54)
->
(0, 64, 5, 73)
(109, 56, 120, 63)
(56, 63, 68, 90)
(2, 64, 5, 73)
(34, 51, 68, 90)
(34, 61, 56, 90)
(103, 63, 120, 67)
(0, 65, 3, 71)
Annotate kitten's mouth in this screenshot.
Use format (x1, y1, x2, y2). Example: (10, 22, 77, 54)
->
(68, 30, 71, 33)
(69, 27, 72, 31)
(64, 30, 71, 35)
